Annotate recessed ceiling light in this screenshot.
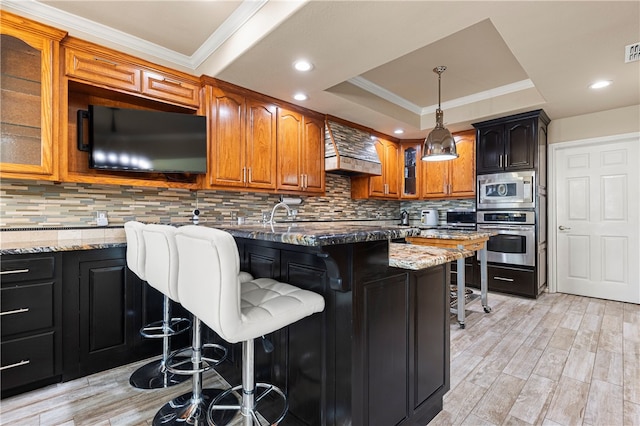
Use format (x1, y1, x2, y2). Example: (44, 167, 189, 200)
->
(394, 129, 404, 135)
(293, 93, 308, 101)
(293, 60, 313, 72)
(589, 80, 612, 89)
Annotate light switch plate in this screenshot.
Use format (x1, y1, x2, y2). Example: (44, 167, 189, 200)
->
(96, 211, 108, 226)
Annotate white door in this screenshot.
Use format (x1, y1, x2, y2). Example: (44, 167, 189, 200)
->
(553, 134, 640, 303)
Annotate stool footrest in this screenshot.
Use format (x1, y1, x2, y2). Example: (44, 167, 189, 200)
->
(140, 317, 191, 339)
(165, 343, 227, 376)
(207, 382, 288, 426)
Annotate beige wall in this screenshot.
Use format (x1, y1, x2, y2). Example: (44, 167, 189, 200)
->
(548, 105, 640, 144)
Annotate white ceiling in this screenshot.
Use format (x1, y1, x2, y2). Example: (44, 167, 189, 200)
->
(4, 0, 639, 138)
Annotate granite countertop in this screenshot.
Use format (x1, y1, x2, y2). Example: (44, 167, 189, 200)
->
(213, 222, 420, 246)
(389, 242, 474, 270)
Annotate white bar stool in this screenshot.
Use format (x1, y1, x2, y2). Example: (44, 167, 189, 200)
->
(124, 221, 191, 389)
(174, 225, 325, 425)
(144, 224, 230, 425)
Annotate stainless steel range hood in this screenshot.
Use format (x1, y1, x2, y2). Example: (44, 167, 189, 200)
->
(325, 119, 382, 176)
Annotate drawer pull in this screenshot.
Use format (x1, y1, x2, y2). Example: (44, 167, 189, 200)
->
(0, 359, 30, 371)
(494, 276, 514, 282)
(1, 307, 30, 316)
(0, 269, 29, 275)
(93, 56, 118, 66)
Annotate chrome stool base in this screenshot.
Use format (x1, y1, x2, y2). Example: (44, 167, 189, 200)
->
(152, 388, 229, 425)
(140, 317, 191, 339)
(166, 343, 227, 376)
(129, 357, 191, 389)
(207, 383, 287, 426)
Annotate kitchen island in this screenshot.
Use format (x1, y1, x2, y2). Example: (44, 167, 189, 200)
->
(210, 221, 468, 426)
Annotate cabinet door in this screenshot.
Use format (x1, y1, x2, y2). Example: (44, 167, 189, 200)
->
(64, 47, 141, 93)
(384, 140, 400, 198)
(422, 159, 447, 199)
(209, 87, 246, 188)
(0, 13, 65, 179)
(401, 142, 421, 199)
(369, 141, 387, 197)
(301, 116, 325, 193)
(78, 257, 136, 376)
(246, 99, 277, 189)
(141, 70, 200, 108)
(504, 118, 535, 170)
(449, 131, 476, 198)
(476, 124, 504, 174)
(277, 108, 303, 191)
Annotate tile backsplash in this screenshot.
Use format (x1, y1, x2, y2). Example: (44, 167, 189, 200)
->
(1, 174, 402, 228)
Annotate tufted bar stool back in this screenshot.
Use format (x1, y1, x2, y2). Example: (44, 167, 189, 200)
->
(175, 225, 325, 425)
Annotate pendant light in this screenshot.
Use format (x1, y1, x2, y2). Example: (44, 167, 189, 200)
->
(422, 66, 458, 161)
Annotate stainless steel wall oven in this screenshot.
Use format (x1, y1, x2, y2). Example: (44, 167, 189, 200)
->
(477, 210, 535, 267)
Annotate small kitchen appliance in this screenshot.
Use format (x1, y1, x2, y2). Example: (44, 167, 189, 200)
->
(400, 210, 410, 226)
(420, 209, 438, 227)
(477, 171, 535, 210)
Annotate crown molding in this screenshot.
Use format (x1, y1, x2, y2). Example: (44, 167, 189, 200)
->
(2, 0, 267, 71)
(348, 75, 535, 118)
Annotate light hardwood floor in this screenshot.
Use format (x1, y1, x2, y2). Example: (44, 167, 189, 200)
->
(1, 291, 638, 426)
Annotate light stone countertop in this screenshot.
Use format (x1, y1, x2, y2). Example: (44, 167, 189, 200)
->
(389, 242, 474, 270)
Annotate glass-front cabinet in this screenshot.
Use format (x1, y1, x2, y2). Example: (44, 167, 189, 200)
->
(401, 141, 422, 199)
(0, 11, 66, 180)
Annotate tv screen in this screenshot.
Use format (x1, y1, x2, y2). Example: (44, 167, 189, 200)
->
(88, 105, 207, 174)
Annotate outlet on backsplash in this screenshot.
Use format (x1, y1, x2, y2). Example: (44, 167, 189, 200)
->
(96, 211, 108, 226)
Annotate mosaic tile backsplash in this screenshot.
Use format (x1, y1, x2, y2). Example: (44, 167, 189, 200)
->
(0, 174, 475, 229)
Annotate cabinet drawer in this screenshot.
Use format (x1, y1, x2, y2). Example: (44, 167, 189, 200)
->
(141, 70, 200, 107)
(1, 332, 55, 391)
(1, 256, 55, 283)
(1, 282, 54, 336)
(65, 48, 141, 93)
(487, 265, 535, 297)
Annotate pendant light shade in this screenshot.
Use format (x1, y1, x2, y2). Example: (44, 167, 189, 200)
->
(422, 66, 458, 162)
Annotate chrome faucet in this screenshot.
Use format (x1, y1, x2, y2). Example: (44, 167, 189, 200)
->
(269, 202, 292, 224)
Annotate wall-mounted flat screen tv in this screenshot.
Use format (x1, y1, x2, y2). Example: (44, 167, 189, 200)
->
(86, 105, 207, 174)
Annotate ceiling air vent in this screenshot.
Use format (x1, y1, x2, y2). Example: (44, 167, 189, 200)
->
(625, 42, 640, 63)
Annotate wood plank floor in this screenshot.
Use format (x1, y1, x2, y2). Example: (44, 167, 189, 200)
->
(1, 291, 638, 425)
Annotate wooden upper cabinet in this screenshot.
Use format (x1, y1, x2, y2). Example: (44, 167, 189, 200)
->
(422, 130, 475, 199)
(0, 11, 66, 180)
(141, 70, 200, 107)
(206, 85, 276, 190)
(63, 37, 200, 108)
(277, 108, 324, 194)
(65, 48, 140, 93)
(369, 138, 399, 199)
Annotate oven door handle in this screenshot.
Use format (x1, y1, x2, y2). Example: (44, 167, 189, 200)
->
(478, 225, 533, 230)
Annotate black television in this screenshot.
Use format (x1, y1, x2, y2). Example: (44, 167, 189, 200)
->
(84, 105, 207, 174)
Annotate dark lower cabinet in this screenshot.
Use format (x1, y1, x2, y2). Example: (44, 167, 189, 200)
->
(232, 239, 450, 426)
(1, 253, 63, 398)
(62, 247, 163, 381)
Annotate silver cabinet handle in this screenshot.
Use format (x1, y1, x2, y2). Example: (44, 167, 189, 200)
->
(248, 167, 252, 183)
(494, 276, 514, 282)
(242, 167, 247, 183)
(499, 154, 503, 168)
(0, 269, 29, 275)
(0, 307, 29, 316)
(0, 359, 30, 371)
(559, 226, 571, 231)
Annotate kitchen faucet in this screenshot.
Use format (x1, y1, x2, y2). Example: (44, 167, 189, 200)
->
(269, 201, 292, 224)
